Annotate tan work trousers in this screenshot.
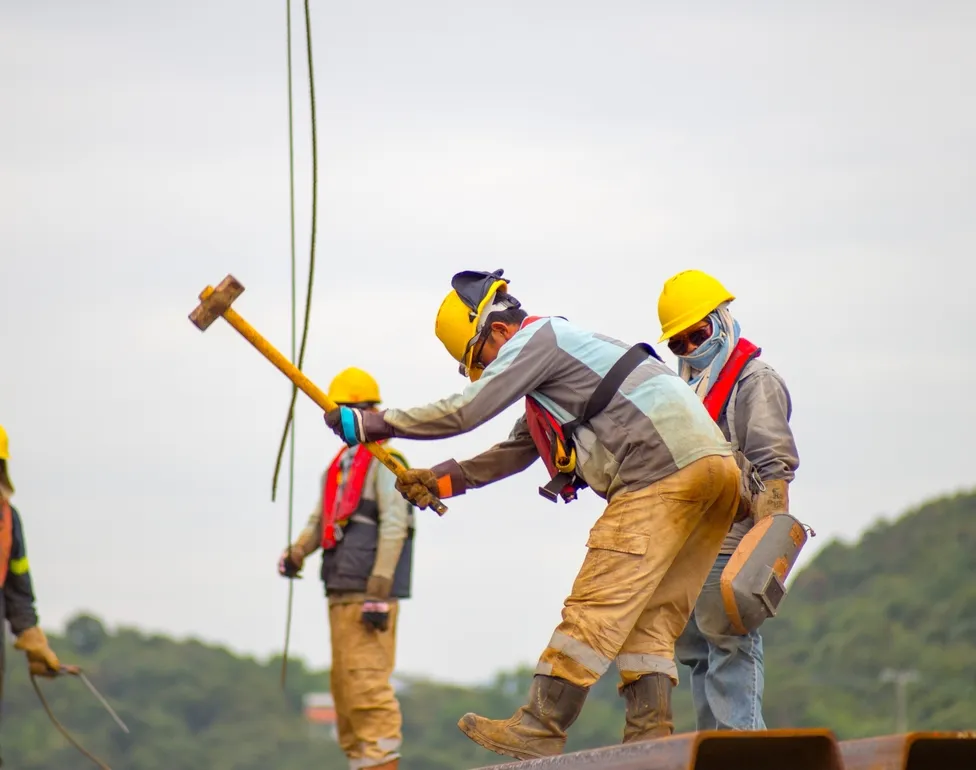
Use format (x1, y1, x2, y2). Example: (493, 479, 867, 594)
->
(536, 453, 740, 690)
(329, 601, 402, 770)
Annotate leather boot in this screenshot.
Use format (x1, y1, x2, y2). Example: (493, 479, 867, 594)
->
(458, 674, 589, 760)
(621, 672, 674, 743)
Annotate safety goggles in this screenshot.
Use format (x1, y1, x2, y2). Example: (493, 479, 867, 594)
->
(667, 321, 713, 356)
(459, 329, 491, 378)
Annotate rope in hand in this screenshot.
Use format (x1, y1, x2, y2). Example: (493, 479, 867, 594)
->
(272, 0, 319, 690)
(31, 666, 128, 770)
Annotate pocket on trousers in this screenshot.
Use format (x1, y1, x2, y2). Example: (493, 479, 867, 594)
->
(655, 461, 710, 504)
(346, 638, 392, 673)
(586, 528, 650, 556)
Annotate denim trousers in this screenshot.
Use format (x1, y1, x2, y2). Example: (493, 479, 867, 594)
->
(674, 551, 766, 730)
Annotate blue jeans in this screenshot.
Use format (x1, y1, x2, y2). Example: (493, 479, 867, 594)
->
(674, 551, 766, 731)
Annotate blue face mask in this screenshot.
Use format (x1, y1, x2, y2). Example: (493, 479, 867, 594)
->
(675, 308, 742, 393)
(677, 316, 723, 372)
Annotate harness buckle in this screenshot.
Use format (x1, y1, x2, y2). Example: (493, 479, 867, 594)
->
(539, 473, 580, 504)
(750, 469, 766, 494)
(554, 444, 576, 474)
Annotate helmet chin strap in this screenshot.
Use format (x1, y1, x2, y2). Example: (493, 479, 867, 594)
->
(464, 296, 513, 367)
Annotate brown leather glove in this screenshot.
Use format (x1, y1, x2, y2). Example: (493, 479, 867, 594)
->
(14, 626, 60, 677)
(752, 478, 789, 522)
(366, 575, 393, 601)
(394, 468, 440, 510)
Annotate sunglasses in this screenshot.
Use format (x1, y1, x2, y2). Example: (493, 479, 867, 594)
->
(667, 322, 713, 356)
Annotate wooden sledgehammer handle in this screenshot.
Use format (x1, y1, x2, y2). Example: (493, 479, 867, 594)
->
(193, 282, 448, 515)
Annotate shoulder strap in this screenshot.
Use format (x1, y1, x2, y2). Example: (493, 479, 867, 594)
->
(561, 342, 661, 441)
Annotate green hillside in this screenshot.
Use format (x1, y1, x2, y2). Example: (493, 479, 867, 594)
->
(2, 488, 974, 769)
(760, 488, 976, 736)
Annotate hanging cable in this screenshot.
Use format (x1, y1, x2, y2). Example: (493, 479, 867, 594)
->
(278, 0, 298, 691)
(274, 0, 319, 689)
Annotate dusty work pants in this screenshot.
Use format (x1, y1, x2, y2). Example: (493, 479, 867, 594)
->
(329, 601, 402, 770)
(675, 551, 766, 730)
(535, 454, 741, 689)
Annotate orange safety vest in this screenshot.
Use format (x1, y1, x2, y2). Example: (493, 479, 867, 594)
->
(701, 338, 761, 421)
(0, 500, 12, 588)
(320, 442, 387, 550)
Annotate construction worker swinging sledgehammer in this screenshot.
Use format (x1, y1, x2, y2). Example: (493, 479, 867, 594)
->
(657, 270, 803, 732)
(321, 269, 744, 762)
(0, 424, 62, 764)
(278, 368, 414, 770)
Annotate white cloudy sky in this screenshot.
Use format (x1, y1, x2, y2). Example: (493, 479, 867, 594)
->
(2, 1, 973, 685)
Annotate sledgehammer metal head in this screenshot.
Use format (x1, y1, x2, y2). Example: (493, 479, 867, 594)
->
(189, 274, 245, 330)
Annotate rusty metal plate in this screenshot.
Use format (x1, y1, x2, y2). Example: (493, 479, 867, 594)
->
(473, 728, 843, 770)
(839, 732, 976, 770)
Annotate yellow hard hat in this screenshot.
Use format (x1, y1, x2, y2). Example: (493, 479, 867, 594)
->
(657, 269, 735, 342)
(0, 424, 13, 494)
(328, 367, 381, 405)
(435, 269, 515, 382)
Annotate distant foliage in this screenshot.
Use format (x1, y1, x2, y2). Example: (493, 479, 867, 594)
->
(3, 489, 975, 768)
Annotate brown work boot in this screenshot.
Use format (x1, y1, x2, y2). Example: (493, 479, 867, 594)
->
(458, 674, 588, 760)
(621, 672, 674, 743)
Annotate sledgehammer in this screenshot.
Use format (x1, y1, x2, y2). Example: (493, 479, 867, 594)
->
(188, 274, 449, 515)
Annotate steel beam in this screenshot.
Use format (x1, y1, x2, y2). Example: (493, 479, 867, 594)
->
(839, 732, 976, 770)
(473, 728, 844, 770)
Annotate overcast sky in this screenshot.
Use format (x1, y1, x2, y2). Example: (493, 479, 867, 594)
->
(2, 1, 973, 686)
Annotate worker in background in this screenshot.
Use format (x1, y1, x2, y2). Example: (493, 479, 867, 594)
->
(277, 369, 414, 770)
(657, 270, 800, 731)
(322, 269, 743, 762)
(1, 425, 62, 737)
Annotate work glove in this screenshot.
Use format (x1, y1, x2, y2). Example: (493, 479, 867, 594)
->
(14, 626, 60, 678)
(394, 468, 440, 510)
(752, 478, 789, 522)
(361, 600, 390, 632)
(278, 545, 305, 578)
(324, 406, 368, 447)
(362, 575, 393, 632)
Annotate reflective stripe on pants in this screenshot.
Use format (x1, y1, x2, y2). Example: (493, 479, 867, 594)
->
(535, 454, 741, 689)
